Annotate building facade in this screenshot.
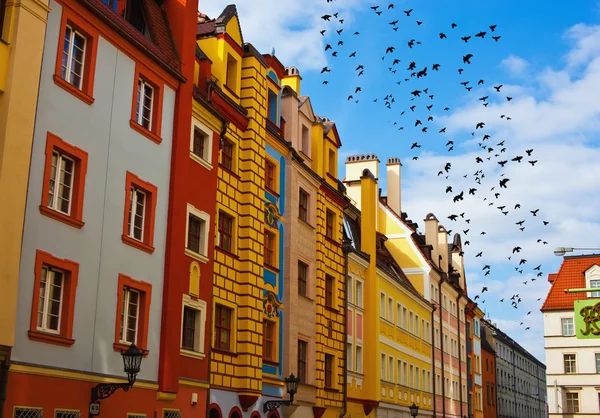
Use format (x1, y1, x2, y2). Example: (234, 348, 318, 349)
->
(542, 254, 600, 417)
(0, 0, 49, 382)
(466, 301, 484, 418)
(481, 332, 497, 418)
(4, 0, 191, 417)
(482, 320, 546, 418)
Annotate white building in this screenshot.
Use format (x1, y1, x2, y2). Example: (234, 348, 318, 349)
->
(542, 254, 600, 417)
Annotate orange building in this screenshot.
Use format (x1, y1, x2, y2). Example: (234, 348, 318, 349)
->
(481, 334, 497, 418)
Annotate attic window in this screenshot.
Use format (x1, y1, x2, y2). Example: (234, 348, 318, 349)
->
(225, 53, 238, 94)
(301, 125, 310, 156)
(267, 90, 278, 125)
(124, 0, 147, 36)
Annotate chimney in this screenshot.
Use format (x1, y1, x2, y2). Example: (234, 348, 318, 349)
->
(360, 169, 377, 257)
(386, 157, 402, 216)
(283, 67, 302, 95)
(424, 213, 440, 267)
(344, 154, 379, 210)
(438, 225, 449, 273)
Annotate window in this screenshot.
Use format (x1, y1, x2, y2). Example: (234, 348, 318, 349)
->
(346, 343, 353, 371)
(264, 230, 276, 267)
(565, 392, 580, 413)
(298, 340, 308, 383)
(596, 353, 600, 373)
(265, 160, 277, 192)
(263, 320, 276, 362)
(122, 172, 157, 253)
(415, 314, 420, 337)
(135, 78, 154, 130)
(355, 280, 363, 308)
(328, 149, 336, 175)
(130, 65, 165, 143)
(301, 125, 310, 155)
(14, 408, 43, 418)
(225, 53, 238, 94)
(0, 0, 5, 38)
(324, 354, 334, 388)
(388, 356, 394, 382)
(325, 274, 334, 308)
(326, 209, 335, 239)
(214, 304, 233, 351)
(29, 250, 78, 346)
(217, 211, 234, 253)
(54, 12, 98, 104)
(564, 354, 577, 374)
(41, 133, 88, 228)
(55, 411, 81, 418)
(415, 366, 420, 389)
(402, 307, 408, 329)
(181, 296, 206, 355)
(163, 410, 181, 418)
(355, 345, 363, 373)
(220, 139, 234, 171)
(267, 89, 278, 124)
(397, 360, 402, 384)
(381, 353, 386, 380)
(115, 274, 151, 350)
(190, 119, 213, 168)
(347, 277, 354, 307)
(410, 311, 414, 333)
(298, 261, 308, 297)
(403, 362, 407, 385)
(186, 205, 209, 260)
(299, 188, 309, 222)
(387, 297, 393, 322)
(592, 279, 600, 297)
(380, 293, 386, 318)
(409, 364, 414, 388)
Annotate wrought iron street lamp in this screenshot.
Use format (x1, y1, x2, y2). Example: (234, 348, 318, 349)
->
(263, 374, 300, 413)
(409, 403, 419, 417)
(90, 344, 147, 405)
(553, 247, 600, 256)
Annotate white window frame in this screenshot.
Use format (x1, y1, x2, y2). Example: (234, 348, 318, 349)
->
(37, 266, 65, 334)
(180, 294, 207, 359)
(380, 292, 386, 318)
(185, 204, 210, 263)
(62, 25, 87, 89)
(190, 118, 214, 170)
(300, 123, 311, 157)
(355, 344, 363, 373)
(355, 279, 364, 308)
(388, 355, 394, 382)
(596, 353, 600, 373)
(347, 276, 353, 307)
(565, 392, 580, 413)
(48, 151, 75, 215)
(561, 317, 575, 336)
(586, 265, 600, 297)
(346, 342, 353, 372)
(387, 296, 393, 322)
(120, 287, 140, 344)
(136, 78, 154, 129)
(563, 353, 577, 374)
(128, 186, 146, 241)
(381, 352, 387, 381)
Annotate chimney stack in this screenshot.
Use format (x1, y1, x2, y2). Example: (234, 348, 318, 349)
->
(360, 169, 377, 257)
(437, 225, 449, 273)
(344, 154, 379, 210)
(424, 213, 440, 268)
(283, 67, 302, 95)
(386, 157, 402, 216)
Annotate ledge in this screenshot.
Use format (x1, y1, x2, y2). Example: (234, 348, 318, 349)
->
(263, 359, 279, 367)
(129, 120, 162, 144)
(53, 75, 94, 105)
(39, 205, 84, 229)
(113, 342, 149, 357)
(190, 152, 214, 171)
(218, 164, 240, 179)
(211, 347, 238, 357)
(325, 236, 341, 247)
(180, 349, 206, 360)
(216, 247, 239, 259)
(265, 187, 280, 198)
(28, 330, 75, 347)
(298, 218, 315, 229)
(324, 387, 339, 393)
(185, 248, 209, 264)
(325, 306, 340, 314)
(122, 235, 155, 254)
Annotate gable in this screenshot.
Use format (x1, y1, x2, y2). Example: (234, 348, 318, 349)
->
(224, 15, 243, 47)
(299, 97, 316, 122)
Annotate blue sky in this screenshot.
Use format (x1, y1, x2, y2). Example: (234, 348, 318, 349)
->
(200, 0, 600, 362)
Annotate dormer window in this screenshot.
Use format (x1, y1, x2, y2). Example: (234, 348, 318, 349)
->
(124, 0, 147, 35)
(328, 149, 336, 176)
(585, 265, 600, 298)
(225, 53, 238, 94)
(267, 89, 278, 125)
(101, 0, 118, 11)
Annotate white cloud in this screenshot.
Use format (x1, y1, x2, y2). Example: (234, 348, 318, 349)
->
(500, 55, 530, 77)
(199, 0, 372, 71)
(564, 24, 600, 67)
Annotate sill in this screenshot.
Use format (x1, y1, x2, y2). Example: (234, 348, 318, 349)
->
(218, 163, 240, 179)
(325, 306, 340, 314)
(223, 84, 240, 99)
(263, 359, 279, 367)
(190, 152, 214, 171)
(324, 387, 339, 393)
(299, 150, 311, 161)
(265, 187, 280, 198)
(113, 342, 149, 357)
(185, 248, 209, 264)
(129, 120, 163, 144)
(325, 236, 341, 247)
(265, 264, 280, 274)
(211, 347, 238, 357)
(53, 75, 94, 105)
(326, 172, 338, 182)
(28, 330, 75, 347)
(122, 235, 155, 254)
(39, 205, 84, 229)
(216, 247, 239, 259)
(299, 294, 314, 302)
(180, 349, 206, 360)
(299, 218, 315, 229)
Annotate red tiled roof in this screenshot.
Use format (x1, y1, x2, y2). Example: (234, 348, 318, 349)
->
(196, 20, 216, 37)
(80, 0, 182, 79)
(541, 254, 600, 311)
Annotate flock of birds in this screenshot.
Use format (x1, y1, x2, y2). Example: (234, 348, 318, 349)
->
(318, 1, 550, 331)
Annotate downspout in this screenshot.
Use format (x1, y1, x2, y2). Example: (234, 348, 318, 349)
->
(431, 305, 437, 418)
(457, 294, 464, 418)
(439, 278, 446, 418)
(340, 238, 352, 418)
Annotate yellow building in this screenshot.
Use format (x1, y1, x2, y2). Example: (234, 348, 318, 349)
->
(343, 163, 434, 418)
(0, 0, 49, 367)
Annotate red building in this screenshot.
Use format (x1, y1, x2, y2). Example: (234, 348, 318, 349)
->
(481, 336, 498, 418)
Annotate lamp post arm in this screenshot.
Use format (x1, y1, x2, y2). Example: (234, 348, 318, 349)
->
(91, 382, 132, 402)
(564, 287, 600, 294)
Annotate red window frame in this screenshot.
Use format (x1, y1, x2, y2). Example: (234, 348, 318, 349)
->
(263, 320, 275, 362)
(28, 250, 79, 347)
(265, 160, 276, 192)
(298, 261, 308, 297)
(326, 210, 335, 239)
(53, 7, 98, 105)
(221, 139, 234, 171)
(214, 304, 232, 351)
(298, 340, 308, 383)
(113, 273, 152, 353)
(325, 274, 334, 307)
(265, 230, 275, 267)
(122, 171, 157, 254)
(299, 189, 308, 222)
(218, 211, 234, 253)
(324, 353, 334, 388)
(130, 63, 164, 144)
(40, 132, 88, 229)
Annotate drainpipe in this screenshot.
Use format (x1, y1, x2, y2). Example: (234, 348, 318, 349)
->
(340, 238, 352, 418)
(438, 278, 446, 418)
(0, 358, 9, 418)
(456, 294, 464, 418)
(431, 305, 437, 418)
